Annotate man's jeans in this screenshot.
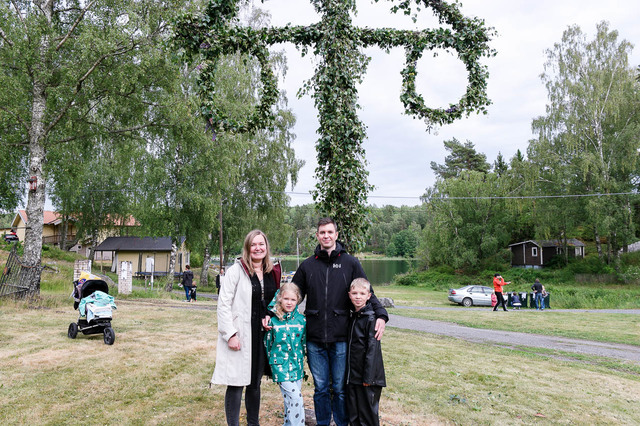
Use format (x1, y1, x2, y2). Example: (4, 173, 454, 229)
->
(307, 341, 348, 426)
(535, 292, 545, 310)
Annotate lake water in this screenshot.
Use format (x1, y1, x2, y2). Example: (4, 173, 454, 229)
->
(280, 258, 415, 285)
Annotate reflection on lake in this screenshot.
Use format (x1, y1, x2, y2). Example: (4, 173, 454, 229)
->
(280, 258, 416, 286)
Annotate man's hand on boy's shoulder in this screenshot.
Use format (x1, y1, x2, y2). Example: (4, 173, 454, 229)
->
(374, 318, 386, 340)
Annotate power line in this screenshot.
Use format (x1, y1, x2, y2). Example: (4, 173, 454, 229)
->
(426, 192, 639, 201)
(58, 187, 640, 201)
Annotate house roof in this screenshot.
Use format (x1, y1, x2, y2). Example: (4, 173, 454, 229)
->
(509, 239, 585, 248)
(13, 210, 137, 227)
(94, 236, 186, 252)
(14, 210, 62, 226)
(106, 214, 139, 227)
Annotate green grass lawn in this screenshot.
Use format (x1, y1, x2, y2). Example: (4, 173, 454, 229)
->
(1, 297, 640, 425)
(3, 248, 640, 424)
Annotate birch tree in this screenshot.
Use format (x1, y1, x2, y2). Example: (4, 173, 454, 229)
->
(0, 0, 185, 291)
(530, 22, 640, 263)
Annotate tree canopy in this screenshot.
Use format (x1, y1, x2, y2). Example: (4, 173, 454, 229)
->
(430, 138, 490, 179)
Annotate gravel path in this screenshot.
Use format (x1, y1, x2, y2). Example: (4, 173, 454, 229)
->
(388, 313, 640, 363)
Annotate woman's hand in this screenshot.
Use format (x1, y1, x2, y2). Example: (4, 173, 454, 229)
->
(228, 334, 241, 351)
(262, 315, 272, 331)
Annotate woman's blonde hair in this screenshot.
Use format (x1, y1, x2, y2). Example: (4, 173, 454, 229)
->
(274, 282, 302, 320)
(241, 229, 274, 275)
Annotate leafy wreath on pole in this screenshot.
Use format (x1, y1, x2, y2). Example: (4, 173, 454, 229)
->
(173, 0, 495, 249)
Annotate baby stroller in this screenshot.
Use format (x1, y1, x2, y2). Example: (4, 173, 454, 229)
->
(68, 272, 117, 345)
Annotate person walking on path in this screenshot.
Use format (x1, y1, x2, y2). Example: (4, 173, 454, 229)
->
(211, 230, 282, 426)
(492, 273, 510, 311)
(346, 278, 386, 426)
(216, 267, 225, 294)
(266, 217, 388, 426)
(180, 265, 194, 302)
(264, 283, 306, 425)
(532, 278, 545, 310)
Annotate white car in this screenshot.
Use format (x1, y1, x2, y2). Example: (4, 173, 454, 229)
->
(448, 285, 494, 307)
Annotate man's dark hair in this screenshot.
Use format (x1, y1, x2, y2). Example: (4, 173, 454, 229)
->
(186, 265, 191, 270)
(317, 217, 337, 231)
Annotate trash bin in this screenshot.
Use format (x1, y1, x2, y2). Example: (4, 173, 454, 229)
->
(543, 292, 550, 309)
(528, 292, 536, 309)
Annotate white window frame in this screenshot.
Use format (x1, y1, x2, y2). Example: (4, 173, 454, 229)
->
(532, 247, 538, 257)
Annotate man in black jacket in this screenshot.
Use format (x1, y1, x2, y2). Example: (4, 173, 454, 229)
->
(291, 218, 388, 426)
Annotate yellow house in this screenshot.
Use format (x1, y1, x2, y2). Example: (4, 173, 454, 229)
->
(9, 210, 138, 257)
(10, 210, 77, 247)
(93, 236, 190, 277)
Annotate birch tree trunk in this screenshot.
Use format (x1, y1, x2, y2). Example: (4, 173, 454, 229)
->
(60, 217, 68, 251)
(200, 245, 210, 287)
(165, 241, 178, 292)
(594, 226, 603, 259)
(23, 0, 54, 293)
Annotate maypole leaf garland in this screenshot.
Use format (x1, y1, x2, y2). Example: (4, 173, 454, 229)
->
(174, 0, 495, 133)
(172, 0, 495, 248)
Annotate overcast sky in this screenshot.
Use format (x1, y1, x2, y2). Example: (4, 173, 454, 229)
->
(254, 0, 640, 207)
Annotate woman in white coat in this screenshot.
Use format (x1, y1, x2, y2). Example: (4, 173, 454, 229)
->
(211, 229, 281, 425)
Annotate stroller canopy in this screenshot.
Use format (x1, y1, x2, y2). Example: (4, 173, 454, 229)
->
(76, 272, 109, 298)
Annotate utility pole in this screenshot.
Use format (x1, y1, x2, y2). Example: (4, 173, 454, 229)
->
(218, 202, 224, 271)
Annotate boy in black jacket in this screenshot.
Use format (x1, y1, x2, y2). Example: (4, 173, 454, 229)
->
(347, 278, 386, 426)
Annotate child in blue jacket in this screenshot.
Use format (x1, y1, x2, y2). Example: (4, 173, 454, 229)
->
(265, 283, 306, 425)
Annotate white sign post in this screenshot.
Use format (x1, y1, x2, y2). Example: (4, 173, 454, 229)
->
(118, 261, 132, 294)
(145, 257, 155, 290)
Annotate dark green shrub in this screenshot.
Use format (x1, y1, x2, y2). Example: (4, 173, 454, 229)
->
(566, 255, 615, 275)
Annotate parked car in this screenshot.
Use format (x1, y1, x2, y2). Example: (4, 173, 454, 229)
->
(3, 233, 19, 243)
(448, 285, 494, 307)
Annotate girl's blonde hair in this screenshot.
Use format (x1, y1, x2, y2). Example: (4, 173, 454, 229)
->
(274, 282, 302, 320)
(241, 229, 274, 275)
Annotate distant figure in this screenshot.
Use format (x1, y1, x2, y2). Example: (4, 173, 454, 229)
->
(511, 292, 522, 310)
(181, 265, 194, 302)
(492, 273, 510, 312)
(347, 278, 386, 426)
(191, 279, 197, 302)
(216, 267, 225, 294)
(531, 278, 545, 310)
